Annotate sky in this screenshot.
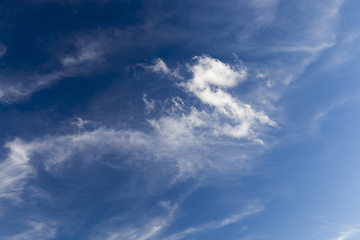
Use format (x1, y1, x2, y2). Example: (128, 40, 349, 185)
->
(1, 0, 360, 239)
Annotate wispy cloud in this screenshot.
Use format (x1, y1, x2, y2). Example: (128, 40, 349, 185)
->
(5, 219, 57, 240)
(0, 34, 105, 104)
(165, 202, 264, 240)
(231, 0, 346, 109)
(0, 71, 71, 103)
(0, 42, 6, 57)
(92, 201, 264, 240)
(61, 37, 104, 67)
(330, 227, 360, 240)
(0, 0, 343, 105)
(294, 93, 360, 140)
(0, 139, 35, 202)
(93, 204, 178, 240)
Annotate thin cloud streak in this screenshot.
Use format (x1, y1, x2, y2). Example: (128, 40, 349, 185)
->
(165, 203, 264, 240)
(0, 35, 105, 104)
(93, 204, 178, 240)
(5, 220, 57, 240)
(331, 227, 359, 240)
(0, 139, 35, 202)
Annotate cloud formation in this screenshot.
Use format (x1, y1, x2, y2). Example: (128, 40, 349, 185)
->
(0, 1, 353, 239)
(0, 56, 279, 206)
(331, 227, 359, 240)
(147, 56, 277, 140)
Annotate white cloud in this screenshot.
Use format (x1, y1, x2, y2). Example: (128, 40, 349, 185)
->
(186, 56, 246, 89)
(144, 58, 182, 79)
(149, 56, 278, 140)
(72, 117, 94, 129)
(147, 58, 171, 75)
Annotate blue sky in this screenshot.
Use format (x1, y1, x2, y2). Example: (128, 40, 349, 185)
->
(0, 0, 360, 239)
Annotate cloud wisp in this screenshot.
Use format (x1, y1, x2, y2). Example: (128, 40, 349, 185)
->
(93, 203, 179, 240)
(331, 227, 360, 240)
(0, 72, 71, 104)
(0, 139, 36, 202)
(164, 203, 264, 240)
(5, 219, 57, 240)
(92, 201, 264, 240)
(0, 35, 105, 104)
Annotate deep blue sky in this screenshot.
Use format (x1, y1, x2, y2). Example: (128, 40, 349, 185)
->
(1, 0, 360, 239)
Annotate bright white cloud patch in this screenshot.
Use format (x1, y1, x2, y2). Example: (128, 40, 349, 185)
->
(186, 57, 276, 134)
(148, 56, 278, 140)
(187, 56, 246, 89)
